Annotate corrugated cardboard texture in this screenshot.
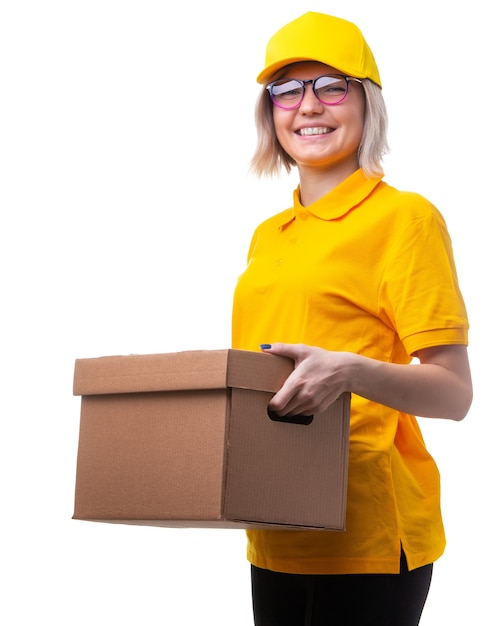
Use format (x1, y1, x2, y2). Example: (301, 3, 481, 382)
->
(73, 349, 295, 395)
(73, 349, 350, 530)
(74, 390, 229, 521)
(224, 388, 350, 528)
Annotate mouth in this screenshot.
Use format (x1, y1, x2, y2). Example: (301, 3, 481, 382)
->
(295, 127, 334, 136)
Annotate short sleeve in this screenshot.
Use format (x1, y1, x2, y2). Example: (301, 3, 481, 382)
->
(378, 199, 469, 355)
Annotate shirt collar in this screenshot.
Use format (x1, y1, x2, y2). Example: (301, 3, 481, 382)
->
(277, 169, 383, 228)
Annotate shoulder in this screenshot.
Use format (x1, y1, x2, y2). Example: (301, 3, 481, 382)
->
(257, 207, 294, 228)
(372, 180, 447, 228)
(250, 207, 294, 238)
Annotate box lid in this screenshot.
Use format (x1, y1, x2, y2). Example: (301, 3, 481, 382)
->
(73, 349, 295, 396)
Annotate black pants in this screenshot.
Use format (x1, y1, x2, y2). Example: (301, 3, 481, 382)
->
(251, 552, 433, 626)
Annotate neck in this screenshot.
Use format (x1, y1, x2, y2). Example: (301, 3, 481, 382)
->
(297, 162, 359, 206)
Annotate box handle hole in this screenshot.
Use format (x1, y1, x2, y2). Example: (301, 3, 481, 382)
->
(267, 409, 314, 426)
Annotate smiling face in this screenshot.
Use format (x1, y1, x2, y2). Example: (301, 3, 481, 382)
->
(271, 61, 365, 177)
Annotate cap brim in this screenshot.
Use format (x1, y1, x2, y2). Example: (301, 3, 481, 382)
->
(257, 57, 319, 84)
(256, 57, 372, 85)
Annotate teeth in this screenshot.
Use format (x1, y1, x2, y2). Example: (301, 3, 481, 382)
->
(298, 127, 331, 136)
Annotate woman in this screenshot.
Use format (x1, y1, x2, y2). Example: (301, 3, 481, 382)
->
(231, 11, 473, 626)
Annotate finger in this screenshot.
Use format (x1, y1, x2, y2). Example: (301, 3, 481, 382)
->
(270, 396, 315, 418)
(268, 373, 310, 415)
(268, 382, 299, 414)
(260, 342, 302, 360)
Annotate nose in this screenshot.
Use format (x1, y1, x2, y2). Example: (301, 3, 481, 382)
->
(298, 82, 324, 113)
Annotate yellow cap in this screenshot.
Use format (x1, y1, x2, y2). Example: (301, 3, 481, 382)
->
(256, 12, 382, 88)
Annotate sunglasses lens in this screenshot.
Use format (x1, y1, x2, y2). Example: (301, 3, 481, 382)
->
(268, 75, 350, 109)
(314, 76, 348, 104)
(269, 79, 304, 108)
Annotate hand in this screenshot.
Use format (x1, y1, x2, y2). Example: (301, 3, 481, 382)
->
(260, 343, 351, 417)
(261, 342, 472, 422)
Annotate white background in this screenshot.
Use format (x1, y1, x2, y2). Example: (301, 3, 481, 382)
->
(1, 0, 497, 624)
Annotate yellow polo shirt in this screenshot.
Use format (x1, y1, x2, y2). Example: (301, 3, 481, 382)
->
(231, 169, 469, 574)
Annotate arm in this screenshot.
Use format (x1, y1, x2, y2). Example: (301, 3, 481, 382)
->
(262, 343, 473, 421)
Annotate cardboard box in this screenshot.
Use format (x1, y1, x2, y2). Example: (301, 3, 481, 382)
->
(73, 349, 350, 530)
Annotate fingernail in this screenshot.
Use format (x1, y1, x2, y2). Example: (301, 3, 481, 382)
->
(260, 344, 272, 350)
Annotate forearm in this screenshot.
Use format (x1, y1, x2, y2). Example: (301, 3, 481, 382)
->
(346, 347, 472, 421)
(262, 343, 473, 421)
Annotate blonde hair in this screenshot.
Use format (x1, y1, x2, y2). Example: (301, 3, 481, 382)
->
(249, 78, 389, 179)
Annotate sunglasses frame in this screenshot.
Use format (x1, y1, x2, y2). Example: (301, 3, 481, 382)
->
(266, 74, 362, 110)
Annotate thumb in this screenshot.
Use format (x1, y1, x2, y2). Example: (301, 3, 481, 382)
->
(260, 342, 300, 360)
